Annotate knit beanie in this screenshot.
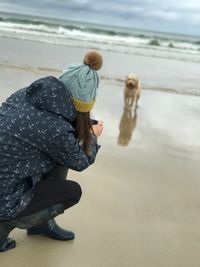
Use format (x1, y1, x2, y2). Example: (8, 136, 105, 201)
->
(59, 50, 103, 112)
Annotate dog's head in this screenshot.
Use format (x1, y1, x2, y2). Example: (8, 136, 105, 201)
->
(125, 74, 139, 90)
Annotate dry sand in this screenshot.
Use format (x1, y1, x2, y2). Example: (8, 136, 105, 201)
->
(0, 36, 200, 267)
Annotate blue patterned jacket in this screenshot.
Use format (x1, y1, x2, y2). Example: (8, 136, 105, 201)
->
(0, 76, 100, 220)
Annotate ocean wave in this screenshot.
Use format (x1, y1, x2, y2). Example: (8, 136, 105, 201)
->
(0, 12, 200, 63)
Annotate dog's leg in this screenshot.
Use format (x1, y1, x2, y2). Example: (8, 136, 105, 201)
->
(133, 97, 138, 112)
(125, 96, 132, 109)
(131, 97, 135, 107)
(136, 94, 140, 108)
(129, 97, 133, 107)
(124, 95, 129, 107)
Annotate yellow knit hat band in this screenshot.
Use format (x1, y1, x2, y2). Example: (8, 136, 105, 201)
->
(72, 98, 95, 112)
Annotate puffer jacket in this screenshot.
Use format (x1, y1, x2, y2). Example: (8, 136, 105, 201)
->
(0, 76, 100, 220)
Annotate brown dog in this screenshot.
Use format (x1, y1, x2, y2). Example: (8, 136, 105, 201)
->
(124, 73, 140, 109)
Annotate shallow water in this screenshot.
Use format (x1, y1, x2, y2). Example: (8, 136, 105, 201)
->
(0, 36, 200, 97)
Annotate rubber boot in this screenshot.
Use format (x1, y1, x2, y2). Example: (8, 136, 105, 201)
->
(0, 223, 16, 252)
(27, 166, 74, 240)
(0, 203, 65, 252)
(27, 219, 75, 240)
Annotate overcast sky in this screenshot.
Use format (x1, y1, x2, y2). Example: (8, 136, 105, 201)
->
(0, 0, 200, 36)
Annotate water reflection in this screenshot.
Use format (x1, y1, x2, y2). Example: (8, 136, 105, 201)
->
(118, 106, 137, 147)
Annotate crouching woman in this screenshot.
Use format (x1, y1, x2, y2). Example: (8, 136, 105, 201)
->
(0, 51, 103, 252)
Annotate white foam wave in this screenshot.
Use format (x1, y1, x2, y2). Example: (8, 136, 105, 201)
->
(0, 20, 200, 62)
(0, 21, 199, 50)
(0, 21, 147, 46)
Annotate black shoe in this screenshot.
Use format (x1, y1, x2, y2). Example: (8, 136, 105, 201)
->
(27, 219, 75, 241)
(0, 238, 16, 252)
(0, 221, 16, 252)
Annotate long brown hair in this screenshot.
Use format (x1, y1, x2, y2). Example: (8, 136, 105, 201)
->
(75, 112, 93, 156)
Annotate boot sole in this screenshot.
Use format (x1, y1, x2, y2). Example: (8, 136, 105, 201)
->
(27, 231, 75, 241)
(0, 238, 16, 252)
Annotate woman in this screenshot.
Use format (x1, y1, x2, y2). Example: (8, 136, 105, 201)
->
(0, 51, 103, 252)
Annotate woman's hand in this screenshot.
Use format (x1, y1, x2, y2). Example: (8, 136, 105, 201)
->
(92, 121, 104, 138)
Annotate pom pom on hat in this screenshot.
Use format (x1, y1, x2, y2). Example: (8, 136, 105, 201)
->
(83, 50, 103, 71)
(59, 50, 103, 112)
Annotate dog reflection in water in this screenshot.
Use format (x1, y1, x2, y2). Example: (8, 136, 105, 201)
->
(118, 107, 137, 146)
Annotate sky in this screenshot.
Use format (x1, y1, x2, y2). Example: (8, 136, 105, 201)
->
(0, 0, 199, 36)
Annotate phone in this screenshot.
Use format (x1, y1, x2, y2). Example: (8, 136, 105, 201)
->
(91, 119, 98, 125)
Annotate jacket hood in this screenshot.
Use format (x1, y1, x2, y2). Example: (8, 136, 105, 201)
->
(25, 76, 76, 122)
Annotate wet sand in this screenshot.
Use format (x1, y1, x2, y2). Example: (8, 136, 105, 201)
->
(1, 37, 200, 267)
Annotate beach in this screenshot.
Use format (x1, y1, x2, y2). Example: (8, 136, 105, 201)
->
(0, 35, 200, 267)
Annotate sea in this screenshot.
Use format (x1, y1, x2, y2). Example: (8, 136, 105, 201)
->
(0, 11, 200, 64)
(0, 11, 200, 97)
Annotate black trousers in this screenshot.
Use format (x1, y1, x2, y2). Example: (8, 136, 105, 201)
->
(18, 166, 82, 218)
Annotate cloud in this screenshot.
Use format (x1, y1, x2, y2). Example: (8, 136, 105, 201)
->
(145, 10, 179, 21)
(0, 0, 199, 35)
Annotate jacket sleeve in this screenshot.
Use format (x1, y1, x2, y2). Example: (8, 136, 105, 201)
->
(45, 125, 100, 172)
